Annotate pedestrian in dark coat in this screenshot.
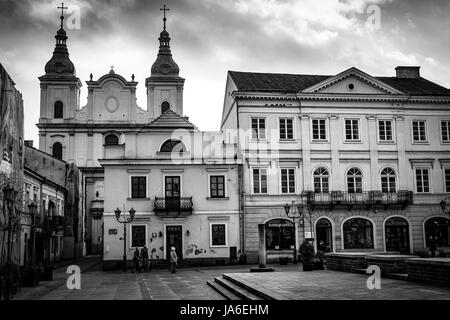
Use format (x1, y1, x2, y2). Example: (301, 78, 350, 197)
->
(133, 248, 141, 273)
(141, 246, 149, 272)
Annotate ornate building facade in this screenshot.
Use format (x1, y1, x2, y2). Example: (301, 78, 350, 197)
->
(221, 67, 450, 263)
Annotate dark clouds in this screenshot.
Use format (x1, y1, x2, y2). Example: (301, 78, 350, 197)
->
(0, 0, 449, 143)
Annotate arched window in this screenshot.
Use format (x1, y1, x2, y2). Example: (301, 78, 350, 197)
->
(316, 218, 332, 251)
(381, 168, 396, 193)
(343, 218, 374, 249)
(160, 139, 186, 153)
(385, 217, 410, 253)
(265, 219, 294, 250)
(54, 101, 63, 119)
(161, 101, 170, 114)
(425, 217, 450, 247)
(105, 134, 119, 146)
(313, 168, 329, 193)
(52, 142, 63, 160)
(347, 168, 362, 193)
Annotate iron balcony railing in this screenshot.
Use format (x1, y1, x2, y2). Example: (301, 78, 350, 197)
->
(303, 190, 413, 209)
(154, 197, 193, 216)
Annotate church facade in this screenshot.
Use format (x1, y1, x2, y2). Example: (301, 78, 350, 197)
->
(221, 67, 450, 263)
(37, 11, 242, 266)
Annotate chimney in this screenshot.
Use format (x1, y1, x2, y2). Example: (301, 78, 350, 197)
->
(24, 140, 34, 148)
(395, 66, 420, 79)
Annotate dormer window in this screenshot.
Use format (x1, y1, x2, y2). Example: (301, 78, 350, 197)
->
(161, 101, 170, 114)
(105, 134, 119, 146)
(160, 139, 186, 153)
(54, 101, 63, 119)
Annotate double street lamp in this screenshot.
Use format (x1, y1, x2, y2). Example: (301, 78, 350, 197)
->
(284, 201, 305, 264)
(114, 207, 135, 272)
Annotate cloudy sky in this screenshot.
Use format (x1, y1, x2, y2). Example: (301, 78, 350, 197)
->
(1, 0, 449, 144)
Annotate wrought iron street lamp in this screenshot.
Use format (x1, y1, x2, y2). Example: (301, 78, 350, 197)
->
(114, 207, 136, 272)
(284, 201, 304, 264)
(28, 202, 38, 264)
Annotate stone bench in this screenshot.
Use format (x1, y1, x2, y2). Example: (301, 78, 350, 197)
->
(406, 258, 450, 286)
(325, 252, 381, 273)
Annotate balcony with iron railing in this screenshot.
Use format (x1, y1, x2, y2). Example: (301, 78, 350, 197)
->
(303, 190, 413, 210)
(154, 197, 193, 217)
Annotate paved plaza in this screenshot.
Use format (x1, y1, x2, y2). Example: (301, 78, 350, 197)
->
(12, 258, 450, 300)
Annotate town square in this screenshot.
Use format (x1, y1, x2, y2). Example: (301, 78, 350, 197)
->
(0, 0, 450, 309)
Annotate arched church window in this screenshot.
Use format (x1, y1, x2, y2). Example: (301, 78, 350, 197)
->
(105, 135, 119, 146)
(54, 101, 63, 119)
(52, 142, 63, 160)
(161, 101, 170, 114)
(160, 139, 186, 153)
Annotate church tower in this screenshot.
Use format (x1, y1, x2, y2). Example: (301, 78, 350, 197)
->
(146, 5, 185, 119)
(38, 4, 81, 160)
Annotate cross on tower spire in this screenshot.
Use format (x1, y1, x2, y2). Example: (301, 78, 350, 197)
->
(160, 4, 170, 30)
(57, 2, 68, 28)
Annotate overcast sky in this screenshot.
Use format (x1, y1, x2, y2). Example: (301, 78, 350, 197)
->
(1, 0, 449, 143)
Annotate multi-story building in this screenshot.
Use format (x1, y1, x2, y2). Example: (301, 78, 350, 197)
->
(0, 62, 24, 266)
(221, 66, 450, 263)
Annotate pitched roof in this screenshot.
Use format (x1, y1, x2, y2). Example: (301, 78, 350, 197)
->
(147, 109, 197, 129)
(229, 71, 450, 96)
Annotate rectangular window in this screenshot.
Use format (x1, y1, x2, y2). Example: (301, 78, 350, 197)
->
(211, 224, 226, 246)
(441, 121, 450, 143)
(345, 119, 360, 141)
(312, 119, 327, 141)
(279, 118, 294, 140)
(251, 118, 266, 140)
(445, 169, 450, 193)
(253, 168, 268, 194)
(415, 168, 430, 193)
(131, 176, 147, 199)
(210, 175, 225, 198)
(378, 120, 393, 142)
(131, 225, 146, 247)
(281, 168, 296, 194)
(412, 120, 427, 142)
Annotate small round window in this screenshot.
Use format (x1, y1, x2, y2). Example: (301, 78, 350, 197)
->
(347, 83, 355, 91)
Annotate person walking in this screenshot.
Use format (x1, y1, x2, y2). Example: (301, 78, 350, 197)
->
(170, 246, 178, 274)
(133, 248, 141, 273)
(141, 246, 149, 272)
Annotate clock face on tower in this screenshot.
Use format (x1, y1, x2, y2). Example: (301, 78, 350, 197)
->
(159, 64, 171, 74)
(55, 63, 65, 73)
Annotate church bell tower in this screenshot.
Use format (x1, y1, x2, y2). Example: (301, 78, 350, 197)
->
(146, 5, 185, 120)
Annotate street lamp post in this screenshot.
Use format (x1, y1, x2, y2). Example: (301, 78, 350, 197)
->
(284, 201, 305, 265)
(114, 207, 135, 272)
(28, 202, 38, 264)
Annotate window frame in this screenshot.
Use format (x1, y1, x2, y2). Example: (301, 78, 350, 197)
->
(313, 167, 330, 193)
(210, 222, 228, 247)
(411, 119, 428, 144)
(280, 167, 296, 194)
(344, 118, 361, 142)
(208, 174, 227, 198)
(311, 118, 328, 142)
(377, 119, 395, 143)
(278, 117, 295, 141)
(346, 167, 363, 193)
(130, 224, 147, 248)
(129, 176, 148, 199)
(250, 117, 267, 141)
(380, 167, 397, 193)
(54, 101, 63, 119)
(52, 142, 63, 160)
(440, 120, 450, 144)
(444, 167, 450, 194)
(414, 167, 431, 194)
(252, 167, 268, 195)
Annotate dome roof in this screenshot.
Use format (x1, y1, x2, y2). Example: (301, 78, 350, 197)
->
(43, 24, 75, 76)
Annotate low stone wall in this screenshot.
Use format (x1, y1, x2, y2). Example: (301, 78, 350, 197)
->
(365, 255, 419, 275)
(406, 258, 450, 286)
(325, 253, 369, 272)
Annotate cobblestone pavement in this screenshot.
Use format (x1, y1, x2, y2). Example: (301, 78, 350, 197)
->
(13, 263, 450, 300)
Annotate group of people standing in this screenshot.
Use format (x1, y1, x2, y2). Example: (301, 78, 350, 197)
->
(132, 246, 179, 273)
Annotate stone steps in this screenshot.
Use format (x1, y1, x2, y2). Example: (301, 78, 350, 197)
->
(212, 276, 264, 300)
(206, 280, 242, 300)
